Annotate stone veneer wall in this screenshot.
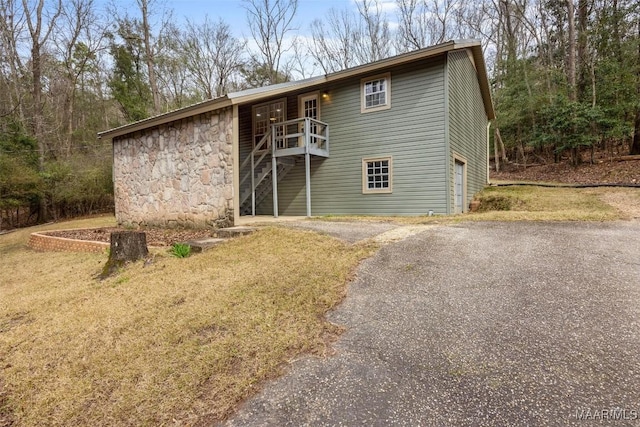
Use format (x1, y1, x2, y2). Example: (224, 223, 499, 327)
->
(113, 107, 234, 228)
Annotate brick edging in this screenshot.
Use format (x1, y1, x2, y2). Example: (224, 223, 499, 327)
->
(28, 230, 110, 253)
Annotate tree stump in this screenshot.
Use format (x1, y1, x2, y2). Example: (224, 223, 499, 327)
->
(100, 231, 149, 279)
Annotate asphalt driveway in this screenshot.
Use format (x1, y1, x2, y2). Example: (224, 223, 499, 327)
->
(225, 221, 640, 426)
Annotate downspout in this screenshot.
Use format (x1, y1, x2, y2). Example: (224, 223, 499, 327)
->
(305, 117, 311, 217)
(232, 105, 240, 226)
(443, 55, 451, 215)
(272, 127, 279, 218)
(486, 121, 491, 185)
(111, 137, 116, 224)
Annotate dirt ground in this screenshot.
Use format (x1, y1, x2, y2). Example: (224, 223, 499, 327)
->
(599, 190, 640, 219)
(491, 158, 640, 185)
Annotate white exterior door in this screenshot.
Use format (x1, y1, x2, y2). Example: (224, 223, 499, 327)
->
(454, 161, 464, 214)
(299, 93, 320, 147)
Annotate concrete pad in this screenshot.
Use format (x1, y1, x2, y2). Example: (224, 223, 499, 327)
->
(278, 220, 399, 243)
(236, 216, 307, 225)
(216, 226, 257, 238)
(183, 238, 226, 253)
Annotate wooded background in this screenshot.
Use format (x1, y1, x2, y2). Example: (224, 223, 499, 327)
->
(1, 0, 638, 228)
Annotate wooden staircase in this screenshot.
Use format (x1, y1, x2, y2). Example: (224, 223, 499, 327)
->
(239, 156, 296, 216)
(239, 117, 329, 217)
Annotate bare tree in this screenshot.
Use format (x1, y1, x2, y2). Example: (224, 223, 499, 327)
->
(630, 17, 640, 155)
(243, 0, 298, 85)
(137, 0, 161, 113)
(309, 8, 361, 73)
(22, 0, 63, 220)
(396, 0, 430, 51)
(154, 22, 191, 108)
(53, 0, 107, 156)
(0, 0, 27, 123)
(354, 0, 392, 62)
(286, 35, 312, 79)
(566, 0, 577, 101)
(181, 17, 245, 99)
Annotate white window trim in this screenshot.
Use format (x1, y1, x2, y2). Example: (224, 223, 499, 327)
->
(360, 72, 391, 113)
(298, 91, 321, 119)
(252, 97, 287, 150)
(362, 156, 393, 194)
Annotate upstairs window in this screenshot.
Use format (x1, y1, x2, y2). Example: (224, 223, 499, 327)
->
(361, 73, 391, 113)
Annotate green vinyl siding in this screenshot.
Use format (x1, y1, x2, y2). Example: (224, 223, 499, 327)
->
(238, 95, 299, 215)
(447, 50, 489, 212)
(274, 57, 448, 216)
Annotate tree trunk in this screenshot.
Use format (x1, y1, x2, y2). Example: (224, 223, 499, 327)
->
(566, 0, 577, 101)
(631, 18, 640, 155)
(576, 0, 589, 101)
(495, 126, 508, 162)
(494, 127, 500, 172)
(140, 0, 161, 114)
(23, 0, 62, 223)
(100, 231, 149, 278)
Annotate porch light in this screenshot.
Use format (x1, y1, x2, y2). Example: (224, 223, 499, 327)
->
(322, 91, 329, 99)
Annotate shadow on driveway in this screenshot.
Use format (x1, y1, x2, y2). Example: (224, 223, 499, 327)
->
(225, 221, 640, 426)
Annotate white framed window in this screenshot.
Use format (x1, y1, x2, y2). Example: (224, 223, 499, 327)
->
(361, 73, 391, 113)
(362, 156, 393, 194)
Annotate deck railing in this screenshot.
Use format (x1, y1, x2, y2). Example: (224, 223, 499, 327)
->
(239, 117, 330, 217)
(271, 117, 329, 154)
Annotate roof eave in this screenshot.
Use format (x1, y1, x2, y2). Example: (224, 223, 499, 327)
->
(98, 39, 495, 139)
(97, 97, 232, 140)
(467, 44, 496, 120)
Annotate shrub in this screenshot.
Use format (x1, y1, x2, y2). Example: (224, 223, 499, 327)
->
(170, 243, 191, 258)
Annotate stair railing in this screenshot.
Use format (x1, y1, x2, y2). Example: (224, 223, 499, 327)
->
(239, 129, 272, 216)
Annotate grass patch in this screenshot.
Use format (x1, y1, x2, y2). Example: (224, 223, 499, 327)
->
(468, 186, 623, 221)
(315, 186, 629, 223)
(0, 216, 376, 426)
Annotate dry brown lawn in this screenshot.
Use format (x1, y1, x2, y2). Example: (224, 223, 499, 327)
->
(316, 186, 634, 223)
(0, 216, 375, 426)
(464, 185, 630, 221)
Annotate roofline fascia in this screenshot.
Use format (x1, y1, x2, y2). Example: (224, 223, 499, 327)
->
(467, 44, 496, 120)
(98, 39, 495, 139)
(97, 97, 232, 140)
(229, 41, 459, 106)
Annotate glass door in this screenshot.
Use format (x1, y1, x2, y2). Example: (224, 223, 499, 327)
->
(299, 93, 319, 148)
(253, 99, 286, 151)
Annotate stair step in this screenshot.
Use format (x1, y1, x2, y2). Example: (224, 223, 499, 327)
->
(215, 226, 257, 238)
(182, 238, 226, 253)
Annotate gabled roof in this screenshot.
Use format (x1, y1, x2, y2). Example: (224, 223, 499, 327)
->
(99, 39, 495, 140)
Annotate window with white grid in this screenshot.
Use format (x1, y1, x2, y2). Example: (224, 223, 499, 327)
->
(362, 156, 392, 194)
(361, 73, 391, 113)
